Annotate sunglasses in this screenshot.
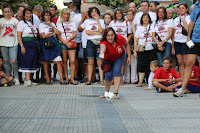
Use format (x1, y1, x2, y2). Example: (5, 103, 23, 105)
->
(49, 5, 56, 7)
(114, 7, 121, 10)
(179, 2, 186, 5)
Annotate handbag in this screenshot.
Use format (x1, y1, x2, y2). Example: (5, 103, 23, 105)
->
(101, 60, 113, 72)
(152, 32, 166, 51)
(135, 25, 151, 52)
(43, 38, 55, 48)
(26, 21, 40, 53)
(180, 18, 188, 36)
(62, 22, 77, 49)
(90, 38, 101, 45)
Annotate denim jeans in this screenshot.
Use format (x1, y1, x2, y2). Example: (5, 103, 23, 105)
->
(1, 46, 18, 78)
(156, 42, 171, 66)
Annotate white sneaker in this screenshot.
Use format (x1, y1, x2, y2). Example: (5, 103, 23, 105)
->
(14, 79, 20, 85)
(31, 82, 37, 86)
(24, 80, 31, 87)
(173, 88, 186, 97)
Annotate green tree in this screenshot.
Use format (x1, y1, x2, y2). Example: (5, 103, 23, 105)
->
(95, 0, 142, 12)
(0, 0, 54, 14)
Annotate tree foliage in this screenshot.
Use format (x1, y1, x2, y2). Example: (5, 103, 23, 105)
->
(0, 0, 54, 14)
(95, 0, 142, 11)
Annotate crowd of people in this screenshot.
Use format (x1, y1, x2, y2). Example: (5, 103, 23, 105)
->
(0, 0, 200, 98)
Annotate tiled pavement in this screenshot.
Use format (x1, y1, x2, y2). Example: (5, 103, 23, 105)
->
(0, 82, 200, 133)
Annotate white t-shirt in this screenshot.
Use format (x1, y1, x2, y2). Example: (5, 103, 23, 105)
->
(173, 15, 191, 43)
(70, 12, 82, 43)
(57, 21, 77, 41)
(109, 20, 131, 40)
(0, 17, 19, 47)
(153, 19, 174, 43)
(85, 18, 105, 40)
(133, 11, 156, 28)
(135, 24, 155, 51)
(33, 14, 41, 29)
(17, 20, 38, 37)
(39, 22, 57, 37)
(80, 20, 89, 48)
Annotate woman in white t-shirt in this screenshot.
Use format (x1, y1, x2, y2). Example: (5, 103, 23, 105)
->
(84, 7, 105, 85)
(172, 3, 190, 77)
(125, 10, 138, 84)
(57, 8, 77, 85)
(17, 8, 38, 87)
(103, 13, 113, 28)
(39, 10, 65, 85)
(0, 5, 19, 85)
(109, 8, 131, 85)
(134, 13, 157, 87)
(152, 7, 173, 66)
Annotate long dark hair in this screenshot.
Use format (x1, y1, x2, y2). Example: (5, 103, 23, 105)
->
(156, 6, 167, 24)
(88, 7, 100, 18)
(41, 10, 52, 22)
(140, 13, 152, 25)
(23, 8, 33, 25)
(101, 27, 117, 43)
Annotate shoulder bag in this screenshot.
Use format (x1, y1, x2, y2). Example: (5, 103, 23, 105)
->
(152, 32, 166, 51)
(62, 22, 77, 49)
(26, 22, 40, 53)
(135, 25, 150, 52)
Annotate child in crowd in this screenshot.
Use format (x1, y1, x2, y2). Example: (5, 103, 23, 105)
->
(0, 56, 14, 86)
(152, 57, 182, 92)
(145, 60, 159, 90)
(174, 59, 200, 95)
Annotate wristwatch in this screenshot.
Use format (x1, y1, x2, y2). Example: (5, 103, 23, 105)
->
(182, 21, 185, 23)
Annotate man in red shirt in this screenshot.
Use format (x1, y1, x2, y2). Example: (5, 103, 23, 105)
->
(153, 57, 182, 92)
(49, 4, 59, 25)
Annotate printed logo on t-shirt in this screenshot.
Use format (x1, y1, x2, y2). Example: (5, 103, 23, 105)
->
(91, 26, 97, 30)
(65, 27, 71, 31)
(177, 23, 181, 27)
(191, 71, 194, 77)
(168, 73, 173, 79)
(49, 27, 53, 33)
(116, 28, 123, 33)
(116, 46, 123, 53)
(158, 26, 165, 31)
(3, 26, 14, 37)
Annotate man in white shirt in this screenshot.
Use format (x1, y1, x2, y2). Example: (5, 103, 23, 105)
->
(132, 0, 156, 35)
(33, 5, 43, 29)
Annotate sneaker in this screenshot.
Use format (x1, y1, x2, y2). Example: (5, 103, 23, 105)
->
(14, 79, 20, 85)
(31, 81, 37, 86)
(156, 88, 161, 93)
(173, 88, 186, 97)
(24, 80, 31, 87)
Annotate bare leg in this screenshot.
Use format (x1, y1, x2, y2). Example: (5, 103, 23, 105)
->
(68, 50, 77, 84)
(62, 50, 69, 82)
(153, 81, 182, 92)
(136, 72, 145, 87)
(86, 58, 94, 84)
(56, 61, 64, 83)
(43, 61, 50, 83)
(97, 59, 104, 83)
(114, 77, 121, 99)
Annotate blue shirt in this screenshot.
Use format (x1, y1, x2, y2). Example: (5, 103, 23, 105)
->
(190, 1, 200, 42)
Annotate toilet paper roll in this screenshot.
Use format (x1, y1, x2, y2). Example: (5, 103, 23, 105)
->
(106, 92, 114, 101)
(186, 40, 195, 49)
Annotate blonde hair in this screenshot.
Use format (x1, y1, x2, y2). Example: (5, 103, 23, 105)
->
(150, 60, 159, 67)
(59, 8, 72, 23)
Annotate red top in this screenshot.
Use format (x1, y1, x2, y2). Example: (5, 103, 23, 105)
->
(188, 65, 200, 86)
(153, 67, 181, 84)
(100, 34, 126, 61)
(51, 16, 59, 25)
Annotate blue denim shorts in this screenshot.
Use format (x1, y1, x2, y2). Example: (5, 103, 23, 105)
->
(86, 40, 101, 59)
(60, 43, 76, 51)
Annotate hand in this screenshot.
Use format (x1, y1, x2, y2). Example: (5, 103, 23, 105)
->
(94, 14, 100, 21)
(66, 42, 72, 48)
(63, 39, 69, 45)
(21, 46, 26, 55)
(168, 79, 173, 84)
(133, 51, 138, 58)
(163, 79, 169, 82)
(126, 56, 131, 65)
(5, 76, 8, 80)
(186, 37, 191, 43)
(181, 16, 185, 22)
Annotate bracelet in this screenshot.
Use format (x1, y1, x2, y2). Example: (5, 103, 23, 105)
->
(20, 45, 24, 48)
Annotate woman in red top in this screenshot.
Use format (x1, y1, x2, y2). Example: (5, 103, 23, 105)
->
(99, 27, 131, 99)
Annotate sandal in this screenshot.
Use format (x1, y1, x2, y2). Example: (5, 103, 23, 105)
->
(70, 81, 78, 85)
(59, 81, 67, 85)
(136, 84, 142, 87)
(114, 93, 120, 99)
(99, 81, 104, 86)
(46, 82, 52, 85)
(85, 80, 92, 85)
(100, 94, 106, 98)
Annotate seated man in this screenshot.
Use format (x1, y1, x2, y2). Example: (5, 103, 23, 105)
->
(153, 57, 182, 92)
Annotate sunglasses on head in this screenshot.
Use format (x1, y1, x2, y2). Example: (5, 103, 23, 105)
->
(179, 2, 186, 5)
(49, 5, 56, 7)
(114, 7, 121, 10)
